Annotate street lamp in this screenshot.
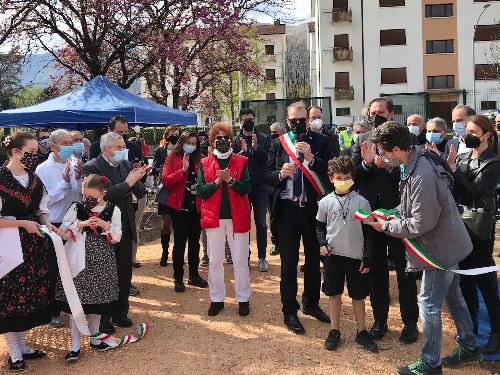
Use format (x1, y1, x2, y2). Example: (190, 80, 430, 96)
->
(472, 3, 491, 110)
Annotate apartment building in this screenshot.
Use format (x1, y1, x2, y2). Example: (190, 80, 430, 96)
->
(310, 0, 500, 125)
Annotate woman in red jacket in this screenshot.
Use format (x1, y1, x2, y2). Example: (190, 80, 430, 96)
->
(163, 131, 208, 293)
(196, 122, 252, 317)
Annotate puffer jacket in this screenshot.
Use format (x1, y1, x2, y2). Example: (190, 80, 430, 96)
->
(383, 146, 472, 271)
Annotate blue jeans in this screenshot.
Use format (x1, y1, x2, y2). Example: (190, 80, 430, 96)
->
(249, 185, 268, 259)
(419, 268, 478, 368)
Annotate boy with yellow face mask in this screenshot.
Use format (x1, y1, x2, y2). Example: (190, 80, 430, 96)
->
(316, 156, 377, 353)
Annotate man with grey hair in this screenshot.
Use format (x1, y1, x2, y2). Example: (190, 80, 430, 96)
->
(444, 105, 476, 160)
(424, 117, 448, 157)
(406, 114, 426, 146)
(83, 132, 148, 334)
(270, 122, 286, 139)
(35, 128, 83, 328)
(341, 121, 370, 157)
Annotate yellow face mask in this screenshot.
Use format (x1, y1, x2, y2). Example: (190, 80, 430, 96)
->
(332, 179, 354, 193)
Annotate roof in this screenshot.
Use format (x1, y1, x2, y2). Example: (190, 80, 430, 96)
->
(255, 23, 286, 35)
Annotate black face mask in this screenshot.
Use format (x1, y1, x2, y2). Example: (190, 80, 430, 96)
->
(169, 136, 179, 145)
(20, 152, 40, 171)
(290, 120, 307, 136)
(82, 196, 100, 211)
(464, 134, 482, 149)
(242, 120, 255, 132)
(271, 133, 280, 139)
(122, 134, 128, 141)
(373, 114, 388, 128)
(215, 137, 231, 154)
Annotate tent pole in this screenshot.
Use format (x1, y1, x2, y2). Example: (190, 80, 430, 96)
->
(153, 126, 157, 146)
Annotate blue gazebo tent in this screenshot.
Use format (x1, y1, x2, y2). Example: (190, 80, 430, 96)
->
(0, 75, 197, 129)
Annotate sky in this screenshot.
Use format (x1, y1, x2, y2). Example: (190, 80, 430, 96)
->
(252, 0, 312, 24)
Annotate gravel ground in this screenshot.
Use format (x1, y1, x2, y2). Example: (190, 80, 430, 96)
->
(1, 211, 499, 374)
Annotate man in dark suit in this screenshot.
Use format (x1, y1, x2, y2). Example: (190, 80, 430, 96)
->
(444, 105, 476, 160)
(89, 115, 144, 162)
(351, 97, 419, 344)
(265, 101, 333, 334)
(308, 106, 340, 158)
(83, 132, 147, 333)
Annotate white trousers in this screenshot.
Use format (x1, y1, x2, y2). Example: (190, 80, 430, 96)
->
(206, 219, 251, 303)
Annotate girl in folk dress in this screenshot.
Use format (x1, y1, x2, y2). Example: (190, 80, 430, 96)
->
(0, 132, 58, 372)
(55, 174, 122, 362)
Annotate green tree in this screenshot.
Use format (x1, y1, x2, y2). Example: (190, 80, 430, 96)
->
(0, 49, 22, 110)
(11, 85, 44, 108)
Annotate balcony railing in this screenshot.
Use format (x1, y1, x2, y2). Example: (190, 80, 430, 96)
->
(333, 47, 353, 62)
(334, 86, 354, 100)
(265, 54, 277, 63)
(332, 8, 352, 23)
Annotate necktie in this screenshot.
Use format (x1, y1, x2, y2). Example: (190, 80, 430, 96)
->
(293, 166, 303, 198)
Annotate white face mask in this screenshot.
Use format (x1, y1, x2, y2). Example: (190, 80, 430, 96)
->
(310, 119, 323, 132)
(408, 125, 420, 136)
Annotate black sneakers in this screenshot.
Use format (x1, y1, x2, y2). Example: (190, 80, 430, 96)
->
(90, 342, 113, 352)
(355, 330, 379, 352)
(369, 321, 388, 340)
(65, 350, 80, 363)
(8, 358, 25, 372)
(324, 329, 341, 351)
(174, 280, 186, 293)
(22, 349, 46, 360)
(207, 302, 224, 316)
(188, 276, 208, 289)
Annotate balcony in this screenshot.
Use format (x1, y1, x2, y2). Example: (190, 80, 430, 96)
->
(264, 54, 277, 63)
(333, 47, 353, 62)
(332, 8, 352, 23)
(334, 86, 354, 100)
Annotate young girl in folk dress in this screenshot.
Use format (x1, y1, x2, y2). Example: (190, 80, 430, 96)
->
(0, 132, 59, 372)
(54, 174, 122, 363)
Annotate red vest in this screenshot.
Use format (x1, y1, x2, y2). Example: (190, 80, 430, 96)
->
(200, 154, 251, 233)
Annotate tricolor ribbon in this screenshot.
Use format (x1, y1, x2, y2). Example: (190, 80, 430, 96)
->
(354, 209, 500, 275)
(38, 226, 150, 348)
(279, 131, 330, 197)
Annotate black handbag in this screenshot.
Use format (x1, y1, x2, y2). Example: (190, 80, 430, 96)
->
(155, 183, 169, 204)
(461, 207, 494, 241)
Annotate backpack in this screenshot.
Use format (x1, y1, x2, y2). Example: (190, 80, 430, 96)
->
(419, 149, 457, 200)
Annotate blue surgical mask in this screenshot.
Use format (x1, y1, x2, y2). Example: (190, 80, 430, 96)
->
(183, 144, 197, 154)
(408, 125, 420, 136)
(112, 149, 128, 164)
(58, 145, 74, 161)
(453, 121, 466, 137)
(426, 132, 443, 145)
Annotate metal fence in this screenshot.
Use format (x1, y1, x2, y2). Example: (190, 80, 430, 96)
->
(241, 97, 333, 126)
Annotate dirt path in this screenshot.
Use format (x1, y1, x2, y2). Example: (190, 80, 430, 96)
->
(1, 213, 499, 374)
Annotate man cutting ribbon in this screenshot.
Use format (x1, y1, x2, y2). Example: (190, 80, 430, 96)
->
(365, 121, 481, 375)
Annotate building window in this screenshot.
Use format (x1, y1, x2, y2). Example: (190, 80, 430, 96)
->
(266, 93, 276, 100)
(336, 107, 351, 116)
(265, 45, 274, 55)
(474, 25, 500, 41)
(380, 29, 406, 46)
(425, 4, 453, 18)
(426, 40, 454, 54)
(381, 68, 407, 84)
(427, 75, 454, 89)
(379, 0, 405, 6)
(393, 105, 403, 114)
(333, 0, 348, 10)
(475, 64, 500, 80)
(265, 69, 276, 81)
(481, 101, 497, 111)
(335, 72, 350, 87)
(334, 34, 349, 48)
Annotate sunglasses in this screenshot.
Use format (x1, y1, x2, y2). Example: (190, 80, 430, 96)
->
(289, 118, 307, 125)
(215, 135, 230, 141)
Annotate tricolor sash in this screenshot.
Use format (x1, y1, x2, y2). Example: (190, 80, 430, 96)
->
(279, 131, 330, 197)
(354, 209, 500, 275)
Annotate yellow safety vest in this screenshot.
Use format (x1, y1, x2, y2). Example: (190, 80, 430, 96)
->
(339, 130, 353, 150)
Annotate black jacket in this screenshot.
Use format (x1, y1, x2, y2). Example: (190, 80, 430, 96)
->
(82, 155, 146, 242)
(89, 139, 143, 162)
(233, 131, 271, 187)
(351, 131, 401, 210)
(264, 131, 333, 216)
(454, 148, 500, 213)
(152, 146, 169, 177)
(322, 127, 340, 158)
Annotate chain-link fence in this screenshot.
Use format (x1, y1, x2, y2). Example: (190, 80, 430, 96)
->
(241, 97, 333, 127)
